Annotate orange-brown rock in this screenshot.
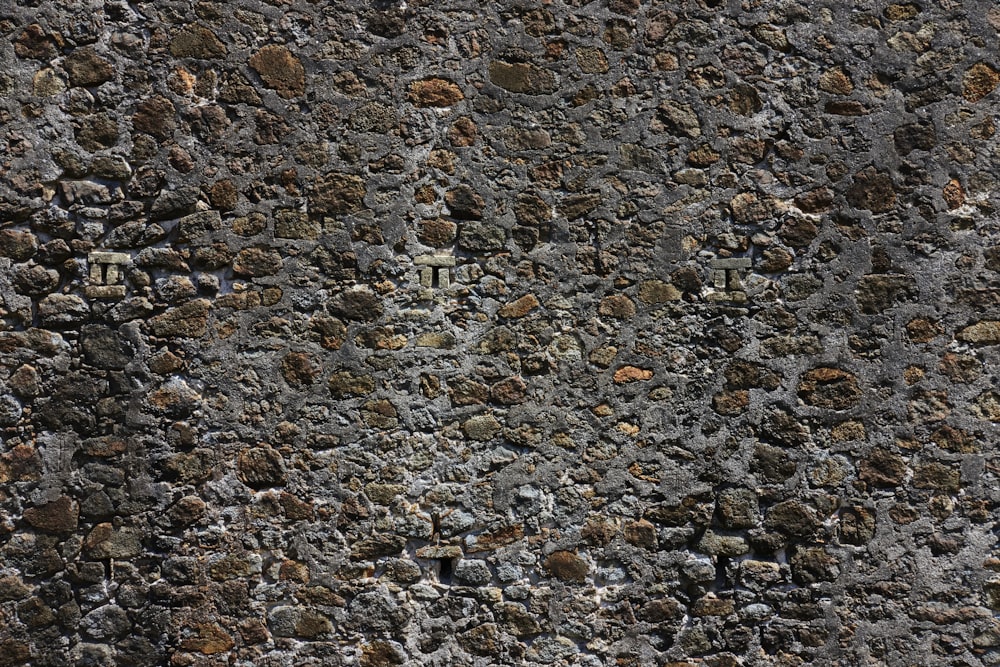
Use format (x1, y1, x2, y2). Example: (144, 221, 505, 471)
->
(613, 366, 653, 383)
(498, 294, 540, 318)
(543, 550, 589, 582)
(249, 45, 306, 98)
(408, 77, 464, 107)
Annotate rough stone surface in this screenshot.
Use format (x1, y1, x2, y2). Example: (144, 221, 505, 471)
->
(0, 2, 998, 666)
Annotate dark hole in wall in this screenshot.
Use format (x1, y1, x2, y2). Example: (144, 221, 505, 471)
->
(438, 557, 455, 585)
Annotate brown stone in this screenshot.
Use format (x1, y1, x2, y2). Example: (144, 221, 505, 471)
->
(691, 594, 735, 617)
(795, 187, 834, 213)
(149, 299, 211, 338)
(976, 391, 1000, 421)
(798, 367, 862, 409)
(638, 598, 682, 622)
(64, 48, 114, 87)
(819, 67, 854, 94)
(233, 247, 283, 277)
(311, 172, 367, 216)
(414, 332, 456, 349)
(329, 371, 375, 398)
(623, 519, 657, 548)
(491, 377, 527, 405)
(249, 45, 306, 98)
(613, 366, 653, 383)
(939, 352, 981, 383)
(281, 352, 320, 386)
(638, 280, 681, 303)
(84, 524, 142, 558)
(170, 25, 227, 58)
(467, 525, 525, 552)
(713, 390, 749, 415)
(957, 320, 1000, 345)
(963, 62, 1000, 103)
(417, 219, 457, 247)
(826, 100, 869, 116)
(912, 462, 960, 493)
(294, 611, 332, 638)
(0, 230, 37, 261)
(8, 365, 39, 398)
(906, 318, 941, 342)
(330, 288, 383, 322)
(758, 247, 793, 273)
(361, 640, 406, 667)
(0, 640, 31, 666)
(729, 193, 771, 224)
(765, 500, 820, 537)
(725, 360, 780, 390)
(576, 47, 609, 73)
(354, 326, 406, 351)
(209, 179, 238, 210)
(790, 547, 839, 584)
(448, 116, 477, 146)
(0, 576, 30, 602)
(894, 123, 936, 154)
(942, 179, 965, 209)
(846, 167, 896, 212)
(908, 389, 950, 423)
(445, 185, 484, 219)
(856, 274, 918, 313)
(654, 100, 701, 137)
(133, 96, 177, 140)
(238, 445, 287, 489)
(23, 496, 78, 533)
(488, 61, 558, 94)
(599, 294, 636, 318)
(408, 77, 464, 106)
(559, 193, 602, 220)
(931, 424, 976, 453)
(361, 400, 399, 429)
(751, 23, 790, 51)
(498, 294, 540, 319)
(543, 550, 589, 582)
(515, 193, 552, 227)
(180, 624, 235, 655)
(461, 414, 500, 441)
(859, 449, 907, 487)
(448, 377, 489, 406)
(884, 3, 920, 19)
(274, 209, 319, 240)
(717, 488, 760, 529)
(167, 495, 206, 526)
(729, 83, 764, 116)
(15, 24, 60, 60)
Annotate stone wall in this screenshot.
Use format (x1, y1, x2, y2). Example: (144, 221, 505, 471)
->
(1, 0, 999, 665)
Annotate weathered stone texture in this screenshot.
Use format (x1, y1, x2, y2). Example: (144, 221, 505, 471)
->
(1, 1, 998, 665)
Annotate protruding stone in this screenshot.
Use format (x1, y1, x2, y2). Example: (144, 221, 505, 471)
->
(170, 25, 227, 59)
(798, 367, 862, 410)
(408, 78, 464, 106)
(543, 551, 588, 581)
(498, 294, 540, 319)
(963, 62, 1000, 103)
(488, 61, 558, 94)
(238, 445, 287, 489)
(462, 414, 501, 441)
(149, 299, 211, 338)
(249, 45, 306, 98)
(957, 321, 1000, 345)
(64, 48, 114, 87)
(23, 496, 78, 533)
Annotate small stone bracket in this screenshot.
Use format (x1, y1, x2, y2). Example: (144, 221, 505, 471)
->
(85, 251, 130, 299)
(414, 254, 456, 295)
(706, 257, 751, 303)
